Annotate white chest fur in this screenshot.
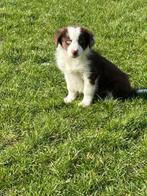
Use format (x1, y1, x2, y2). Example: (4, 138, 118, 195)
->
(55, 45, 90, 93)
(56, 45, 89, 72)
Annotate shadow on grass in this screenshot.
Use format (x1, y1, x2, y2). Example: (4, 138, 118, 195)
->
(94, 92, 147, 102)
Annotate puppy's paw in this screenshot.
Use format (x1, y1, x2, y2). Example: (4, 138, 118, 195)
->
(78, 100, 91, 107)
(64, 96, 74, 104)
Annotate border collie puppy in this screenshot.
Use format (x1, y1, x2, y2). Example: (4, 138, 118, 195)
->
(54, 26, 146, 107)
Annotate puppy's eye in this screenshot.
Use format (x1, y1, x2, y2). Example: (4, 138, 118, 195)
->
(79, 39, 85, 45)
(65, 40, 72, 45)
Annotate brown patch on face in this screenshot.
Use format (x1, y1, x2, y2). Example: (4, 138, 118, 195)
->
(54, 27, 71, 50)
(61, 35, 72, 50)
(79, 28, 95, 49)
(54, 27, 67, 46)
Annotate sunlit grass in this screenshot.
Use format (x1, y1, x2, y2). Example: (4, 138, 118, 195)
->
(0, 0, 147, 195)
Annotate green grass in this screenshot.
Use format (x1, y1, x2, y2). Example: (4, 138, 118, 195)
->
(0, 0, 147, 195)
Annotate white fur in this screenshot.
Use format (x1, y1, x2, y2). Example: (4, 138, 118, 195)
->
(136, 89, 147, 94)
(67, 27, 83, 58)
(55, 27, 96, 107)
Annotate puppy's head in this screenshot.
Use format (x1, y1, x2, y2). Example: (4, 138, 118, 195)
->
(54, 26, 95, 58)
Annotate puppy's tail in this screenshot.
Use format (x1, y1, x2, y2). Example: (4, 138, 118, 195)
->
(131, 88, 147, 97)
(136, 89, 147, 94)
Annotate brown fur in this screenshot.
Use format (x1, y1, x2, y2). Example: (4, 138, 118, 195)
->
(54, 27, 68, 47)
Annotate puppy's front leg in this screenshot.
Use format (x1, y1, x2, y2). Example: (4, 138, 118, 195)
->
(64, 91, 77, 103)
(79, 75, 96, 107)
(64, 73, 77, 103)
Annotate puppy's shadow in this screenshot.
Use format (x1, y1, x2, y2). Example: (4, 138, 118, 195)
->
(93, 93, 147, 102)
(137, 93, 147, 100)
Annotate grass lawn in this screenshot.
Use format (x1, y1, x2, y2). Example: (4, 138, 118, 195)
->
(0, 0, 147, 195)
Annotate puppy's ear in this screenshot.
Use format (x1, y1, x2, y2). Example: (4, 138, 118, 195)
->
(54, 27, 67, 47)
(81, 28, 95, 48)
(89, 32, 95, 47)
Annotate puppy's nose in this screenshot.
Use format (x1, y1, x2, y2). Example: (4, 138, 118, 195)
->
(72, 49, 78, 56)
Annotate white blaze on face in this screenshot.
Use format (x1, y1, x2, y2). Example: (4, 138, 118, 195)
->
(67, 27, 83, 58)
